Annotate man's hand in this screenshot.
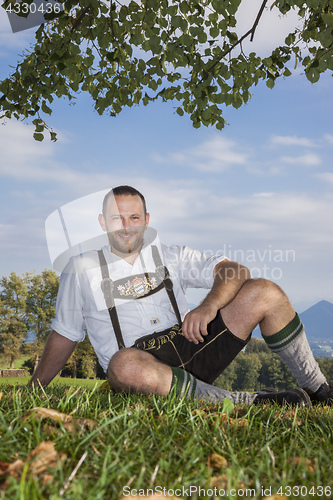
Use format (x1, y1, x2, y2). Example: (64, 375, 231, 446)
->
(181, 260, 251, 344)
(181, 303, 217, 344)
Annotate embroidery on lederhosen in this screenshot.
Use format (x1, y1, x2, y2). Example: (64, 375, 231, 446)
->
(112, 273, 164, 300)
(136, 324, 182, 351)
(117, 274, 158, 298)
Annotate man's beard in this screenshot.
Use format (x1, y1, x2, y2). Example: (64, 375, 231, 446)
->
(107, 227, 145, 256)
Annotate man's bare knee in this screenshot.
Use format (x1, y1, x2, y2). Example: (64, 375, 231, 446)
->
(107, 348, 172, 395)
(107, 348, 142, 392)
(243, 278, 289, 304)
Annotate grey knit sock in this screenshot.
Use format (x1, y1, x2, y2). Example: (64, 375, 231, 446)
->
(263, 313, 326, 392)
(170, 367, 256, 405)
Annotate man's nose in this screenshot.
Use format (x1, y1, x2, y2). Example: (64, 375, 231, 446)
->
(121, 217, 131, 231)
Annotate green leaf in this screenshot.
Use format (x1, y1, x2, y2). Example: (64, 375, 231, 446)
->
(41, 101, 52, 115)
(210, 26, 220, 38)
(285, 33, 295, 46)
(306, 66, 320, 83)
(266, 78, 275, 89)
(33, 133, 44, 142)
(322, 12, 333, 27)
(221, 397, 235, 415)
(216, 119, 225, 131)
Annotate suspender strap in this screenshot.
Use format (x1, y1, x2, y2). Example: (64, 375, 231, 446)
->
(97, 250, 126, 350)
(151, 245, 182, 327)
(98, 246, 182, 351)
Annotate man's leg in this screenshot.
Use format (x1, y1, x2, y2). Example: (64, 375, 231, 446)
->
(220, 278, 329, 399)
(107, 277, 329, 406)
(107, 348, 172, 396)
(108, 347, 258, 404)
(107, 347, 310, 406)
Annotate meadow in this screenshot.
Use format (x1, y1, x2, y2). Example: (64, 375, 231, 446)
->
(0, 378, 332, 499)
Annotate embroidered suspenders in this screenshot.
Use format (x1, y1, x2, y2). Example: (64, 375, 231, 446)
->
(98, 245, 182, 350)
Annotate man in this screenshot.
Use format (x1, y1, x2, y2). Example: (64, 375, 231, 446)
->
(30, 185, 333, 406)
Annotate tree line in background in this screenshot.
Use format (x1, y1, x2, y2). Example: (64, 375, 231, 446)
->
(214, 339, 333, 392)
(0, 271, 102, 379)
(1, 270, 333, 389)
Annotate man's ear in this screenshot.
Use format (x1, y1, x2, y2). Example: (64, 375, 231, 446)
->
(145, 212, 150, 228)
(98, 213, 106, 232)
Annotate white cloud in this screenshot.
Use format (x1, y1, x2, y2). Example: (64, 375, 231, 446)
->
(280, 153, 322, 166)
(324, 134, 333, 145)
(142, 181, 333, 252)
(317, 172, 333, 185)
(0, 9, 36, 53)
(271, 135, 317, 148)
(0, 121, 125, 196)
(235, 0, 302, 56)
(152, 136, 248, 172)
(150, 185, 333, 306)
(0, 120, 54, 166)
(254, 192, 274, 197)
(1, 175, 333, 306)
(0, 9, 12, 34)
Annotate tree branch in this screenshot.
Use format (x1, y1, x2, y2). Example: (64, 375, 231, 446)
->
(71, 4, 92, 33)
(200, 0, 268, 81)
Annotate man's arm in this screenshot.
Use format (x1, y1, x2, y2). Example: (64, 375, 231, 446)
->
(29, 330, 77, 387)
(181, 260, 251, 344)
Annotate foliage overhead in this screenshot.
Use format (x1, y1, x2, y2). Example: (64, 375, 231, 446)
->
(0, 0, 333, 140)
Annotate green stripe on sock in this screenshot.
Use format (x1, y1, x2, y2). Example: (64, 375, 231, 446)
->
(171, 367, 197, 398)
(263, 313, 303, 351)
(188, 372, 197, 398)
(171, 367, 185, 397)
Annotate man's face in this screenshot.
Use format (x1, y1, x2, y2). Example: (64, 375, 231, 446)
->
(98, 194, 149, 259)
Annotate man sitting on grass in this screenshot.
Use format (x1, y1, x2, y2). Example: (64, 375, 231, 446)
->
(30, 185, 333, 407)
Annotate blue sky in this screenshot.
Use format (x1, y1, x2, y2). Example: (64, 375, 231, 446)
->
(1, 1, 333, 313)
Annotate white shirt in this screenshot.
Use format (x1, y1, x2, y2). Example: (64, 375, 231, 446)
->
(51, 240, 226, 372)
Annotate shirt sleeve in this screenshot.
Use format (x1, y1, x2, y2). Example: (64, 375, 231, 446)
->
(51, 256, 86, 342)
(162, 245, 228, 290)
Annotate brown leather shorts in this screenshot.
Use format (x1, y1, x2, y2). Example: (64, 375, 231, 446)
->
(133, 313, 250, 384)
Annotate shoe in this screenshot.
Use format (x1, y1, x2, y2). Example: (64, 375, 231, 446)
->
(253, 387, 312, 407)
(305, 381, 333, 406)
(258, 387, 279, 393)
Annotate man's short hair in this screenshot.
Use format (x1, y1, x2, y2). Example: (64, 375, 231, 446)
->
(102, 185, 147, 216)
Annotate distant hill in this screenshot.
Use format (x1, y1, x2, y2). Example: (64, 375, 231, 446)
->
(299, 300, 333, 340)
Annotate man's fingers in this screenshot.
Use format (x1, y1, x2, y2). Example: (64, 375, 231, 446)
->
(182, 316, 208, 343)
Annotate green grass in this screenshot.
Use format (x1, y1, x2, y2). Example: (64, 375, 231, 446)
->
(0, 382, 332, 499)
(0, 355, 30, 370)
(0, 377, 103, 388)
